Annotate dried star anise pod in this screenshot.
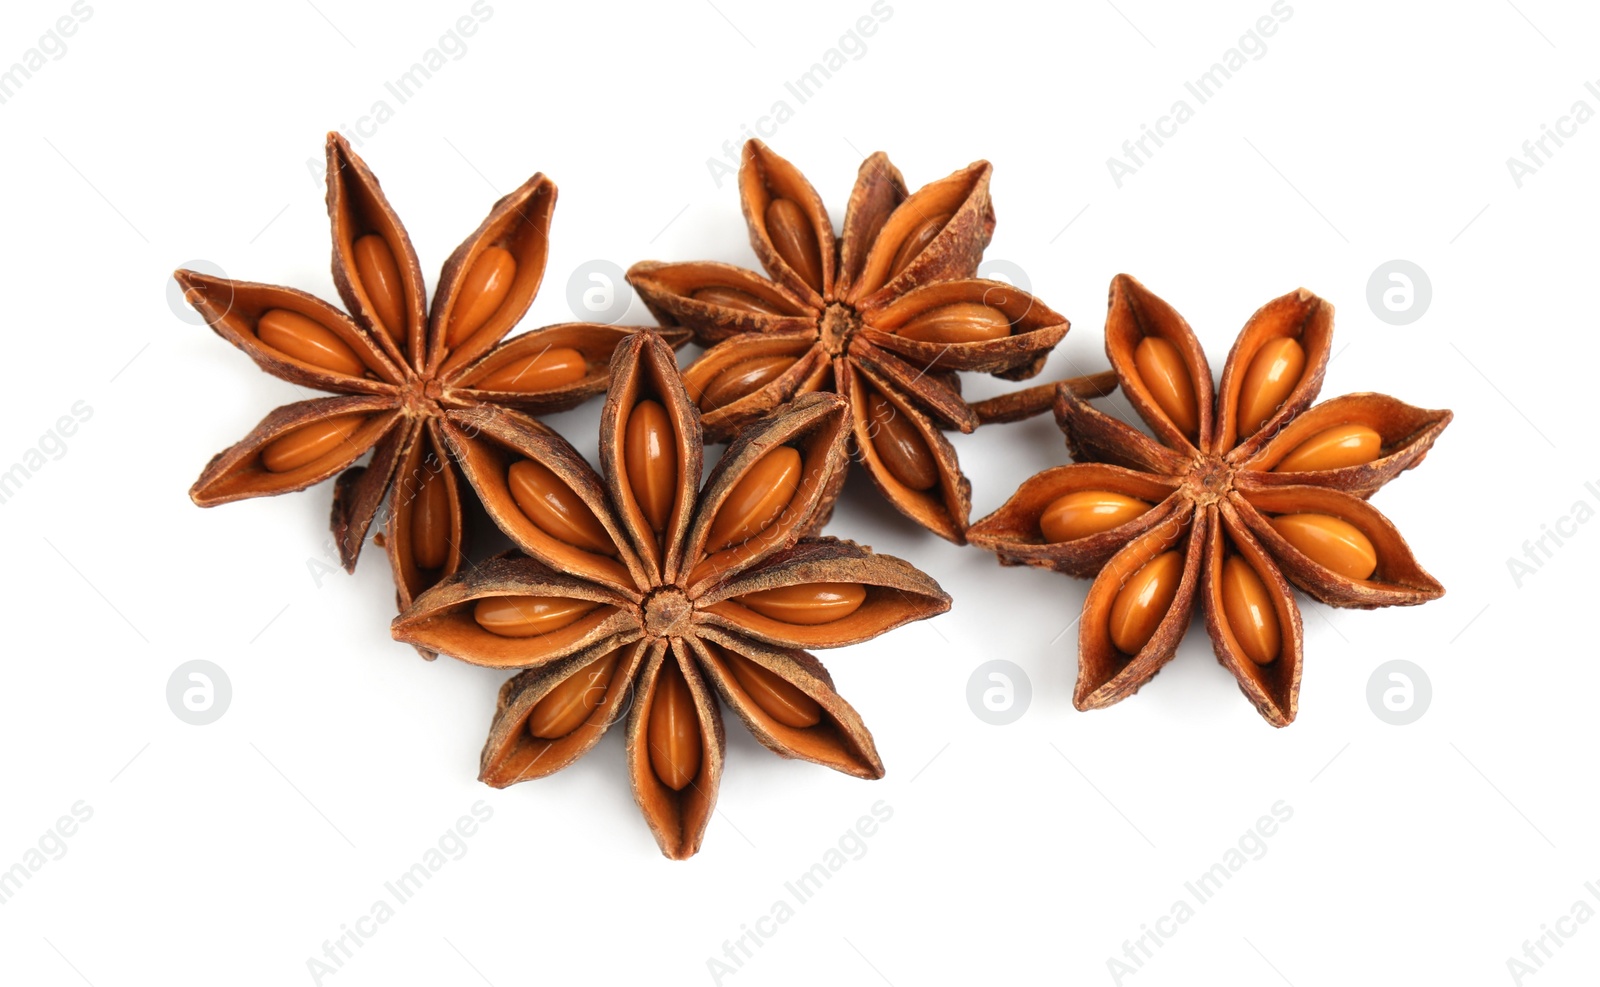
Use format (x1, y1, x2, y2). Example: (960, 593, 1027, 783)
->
(627, 140, 1113, 542)
(968, 275, 1452, 726)
(392, 331, 950, 858)
(176, 134, 677, 636)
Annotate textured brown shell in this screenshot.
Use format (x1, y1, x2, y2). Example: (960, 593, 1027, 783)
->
(1231, 486, 1445, 608)
(862, 278, 1068, 380)
(624, 141, 1074, 544)
(680, 330, 824, 442)
(1075, 505, 1205, 711)
(190, 395, 400, 506)
(388, 327, 948, 857)
(480, 640, 650, 786)
(627, 641, 725, 860)
(1203, 504, 1304, 727)
(698, 537, 952, 649)
(966, 464, 1181, 577)
(326, 132, 428, 368)
(683, 392, 851, 593)
(1235, 393, 1453, 497)
(182, 132, 668, 621)
(974, 274, 1452, 727)
(841, 363, 973, 542)
(690, 631, 883, 780)
(390, 555, 639, 670)
(430, 171, 558, 377)
(440, 406, 644, 597)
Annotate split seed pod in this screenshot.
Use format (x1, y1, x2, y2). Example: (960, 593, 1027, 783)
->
(628, 140, 1110, 542)
(176, 134, 679, 645)
(969, 275, 1451, 726)
(392, 332, 950, 858)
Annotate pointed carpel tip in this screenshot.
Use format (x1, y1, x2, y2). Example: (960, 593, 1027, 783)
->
(514, 171, 556, 201)
(1110, 272, 1142, 294)
(175, 266, 218, 289)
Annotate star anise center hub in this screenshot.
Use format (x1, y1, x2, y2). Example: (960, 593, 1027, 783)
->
(400, 376, 444, 418)
(642, 586, 693, 638)
(1185, 455, 1235, 507)
(818, 302, 862, 358)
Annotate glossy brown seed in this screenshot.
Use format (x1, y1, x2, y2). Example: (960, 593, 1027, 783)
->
(764, 198, 824, 293)
(1274, 424, 1383, 473)
(445, 245, 516, 347)
(1220, 555, 1280, 665)
(1133, 336, 1199, 437)
(507, 459, 616, 555)
(474, 348, 588, 392)
(705, 447, 803, 552)
(738, 582, 868, 625)
(351, 234, 406, 346)
(887, 212, 952, 279)
(625, 399, 677, 533)
(896, 302, 1011, 345)
(1039, 490, 1151, 543)
(699, 356, 798, 411)
(1270, 513, 1377, 581)
(473, 595, 601, 638)
(648, 658, 702, 791)
(1108, 550, 1184, 655)
(259, 414, 366, 473)
(724, 649, 822, 728)
(866, 392, 938, 491)
(409, 468, 452, 569)
(1237, 337, 1306, 436)
(692, 286, 787, 316)
(527, 649, 624, 739)
(257, 309, 367, 377)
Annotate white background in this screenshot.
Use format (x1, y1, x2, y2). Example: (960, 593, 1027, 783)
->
(2, 0, 1596, 984)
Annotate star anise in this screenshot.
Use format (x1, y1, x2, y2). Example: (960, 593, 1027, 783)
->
(627, 140, 1113, 542)
(969, 275, 1452, 726)
(391, 331, 950, 858)
(176, 134, 677, 633)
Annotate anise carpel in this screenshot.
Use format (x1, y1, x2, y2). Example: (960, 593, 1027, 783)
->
(627, 140, 1113, 542)
(969, 275, 1452, 726)
(391, 331, 950, 859)
(176, 134, 679, 635)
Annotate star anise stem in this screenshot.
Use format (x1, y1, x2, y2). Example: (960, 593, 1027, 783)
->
(968, 369, 1120, 425)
